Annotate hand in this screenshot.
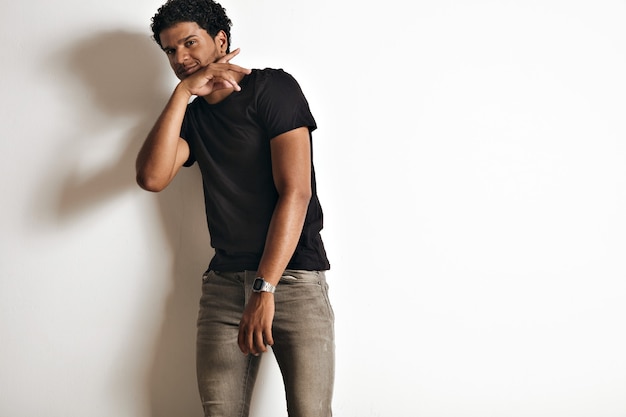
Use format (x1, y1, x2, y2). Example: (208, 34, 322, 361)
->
(179, 48, 251, 97)
(238, 292, 275, 356)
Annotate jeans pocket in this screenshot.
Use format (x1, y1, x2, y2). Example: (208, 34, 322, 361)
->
(277, 270, 334, 321)
(281, 269, 323, 285)
(202, 270, 216, 284)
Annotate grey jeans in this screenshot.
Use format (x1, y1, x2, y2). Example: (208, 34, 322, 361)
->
(196, 269, 335, 417)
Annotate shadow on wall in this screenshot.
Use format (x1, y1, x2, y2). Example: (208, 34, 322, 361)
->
(46, 31, 210, 417)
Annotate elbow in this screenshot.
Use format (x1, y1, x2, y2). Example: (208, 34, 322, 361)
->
(286, 186, 312, 207)
(300, 187, 313, 204)
(136, 172, 167, 192)
(298, 183, 313, 203)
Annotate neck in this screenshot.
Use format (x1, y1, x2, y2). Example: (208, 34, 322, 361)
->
(203, 87, 234, 104)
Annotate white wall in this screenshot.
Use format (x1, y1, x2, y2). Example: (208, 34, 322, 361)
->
(2, 1, 625, 416)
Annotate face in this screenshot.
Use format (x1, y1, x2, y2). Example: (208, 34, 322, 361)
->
(159, 22, 227, 80)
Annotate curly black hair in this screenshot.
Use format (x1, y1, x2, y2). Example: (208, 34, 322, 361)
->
(151, 0, 232, 52)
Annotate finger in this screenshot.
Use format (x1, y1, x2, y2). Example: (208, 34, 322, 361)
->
(243, 330, 259, 356)
(264, 328, 274, 347)
(217, 47, 240, 64)
(213, 71, 244, 91)
(253, 331, 267, 355)
(237, 326, 249, 355)
(211, 77, 240, 92)
(228, 63, 252, 75)
(211, 63, 251, 76)
(219, 75, 240, 91)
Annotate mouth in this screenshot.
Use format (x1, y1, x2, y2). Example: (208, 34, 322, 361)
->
(177, 64, 199, 78)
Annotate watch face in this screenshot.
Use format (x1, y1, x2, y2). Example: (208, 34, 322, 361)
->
(253, 278, 264, 291)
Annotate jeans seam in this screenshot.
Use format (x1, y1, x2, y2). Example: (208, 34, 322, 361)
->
(239, 355, 254, 417)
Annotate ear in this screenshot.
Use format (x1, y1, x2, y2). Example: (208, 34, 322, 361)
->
(215, 30, 229, 53)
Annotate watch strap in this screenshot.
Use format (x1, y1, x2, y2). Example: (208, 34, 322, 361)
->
(252, 277, 276, 293)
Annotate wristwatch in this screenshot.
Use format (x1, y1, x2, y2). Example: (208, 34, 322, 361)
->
(252, 277, 276, 293)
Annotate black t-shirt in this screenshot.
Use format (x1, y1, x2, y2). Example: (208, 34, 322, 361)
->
(180, 68, 330, 271)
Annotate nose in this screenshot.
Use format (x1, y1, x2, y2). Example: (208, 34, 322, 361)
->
(173, 49, 188, 65)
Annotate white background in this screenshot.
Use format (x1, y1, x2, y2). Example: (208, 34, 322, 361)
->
(1, 1, 626, 416)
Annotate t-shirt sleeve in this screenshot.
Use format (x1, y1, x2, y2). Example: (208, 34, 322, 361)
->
(180, 102, 197, 167)
(256, 69, 317, 140)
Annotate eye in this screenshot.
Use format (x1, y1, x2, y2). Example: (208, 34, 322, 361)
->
(185, 40, 197, 47)
(164, 48, 175, 55)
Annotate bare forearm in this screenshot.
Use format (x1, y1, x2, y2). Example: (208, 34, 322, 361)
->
(136, 85, 192, 191)
(256, 192, 311, 285)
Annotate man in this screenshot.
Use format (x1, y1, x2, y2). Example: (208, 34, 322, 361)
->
(135, 0, 334, 416)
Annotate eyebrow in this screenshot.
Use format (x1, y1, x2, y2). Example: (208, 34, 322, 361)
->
(162, 34, 198, 51)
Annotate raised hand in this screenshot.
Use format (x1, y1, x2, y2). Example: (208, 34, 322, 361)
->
(179, 48, 251, 97)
